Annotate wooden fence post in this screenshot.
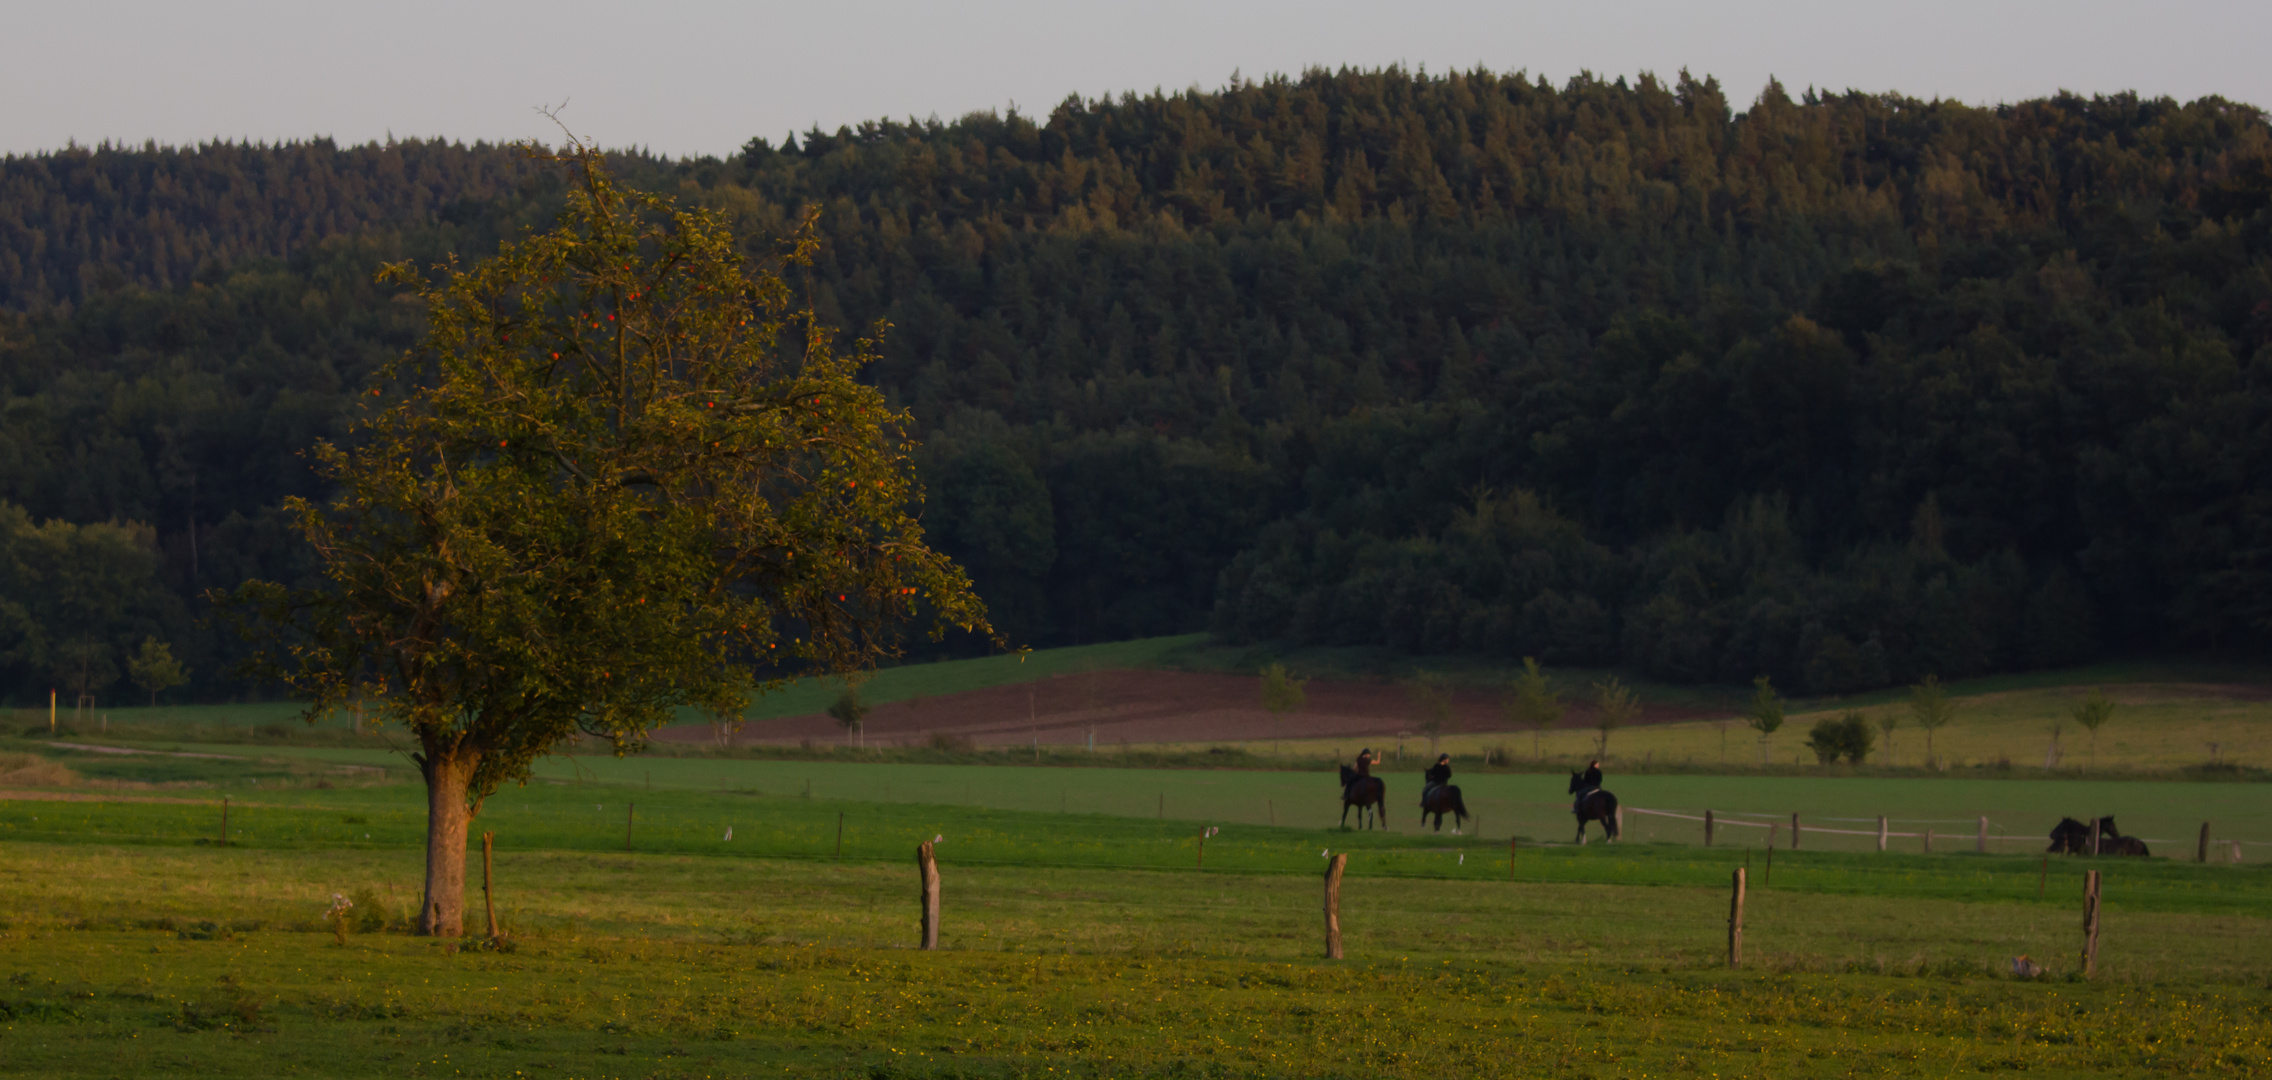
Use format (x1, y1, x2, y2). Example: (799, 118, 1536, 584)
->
(1704, 809, 1715, 847)
(2038, 852, 2049, 899)
(625, 803, 635, 852)
(2198, 822, 2210, 864)
(1196, 827, 1207, 869)
(2090, 817, 2101, 856)
(1923, 828, 1933, 854)
(2080, 869, 2101, 978)
(1323, 853, 1348, 959)
(1876, 815, 1888, 852)
(1508, 835, 1517, 878)
(835, 811, 844, 859)
(1614, 805, 1624, 841)
(1977, 816, 1988, 853)
(1764, 840, 1773, 887)
(482, 831, 499, 940)
(219, 796, 229, 847)
(1790, 813, 1801, 850)
(917, 840, 941, 950)
(1727, 867, 1746, 968)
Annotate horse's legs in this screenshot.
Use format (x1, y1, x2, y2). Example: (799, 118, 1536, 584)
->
(1340, 802, 1351, 828)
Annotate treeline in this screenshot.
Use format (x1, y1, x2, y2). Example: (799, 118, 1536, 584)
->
(1, 67, 2269, 704)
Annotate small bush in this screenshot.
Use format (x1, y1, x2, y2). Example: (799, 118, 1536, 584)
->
(1805, 712, 1875, 764)
(0, 753, 78, 787)
(927, 732, 974, 752)
(349, 887, 393, 934)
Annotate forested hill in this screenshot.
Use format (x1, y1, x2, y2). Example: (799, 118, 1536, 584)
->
(4, 68, 2272, 705)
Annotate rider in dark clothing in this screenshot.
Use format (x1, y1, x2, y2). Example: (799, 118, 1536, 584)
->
(1344, 748, 1376, 800)
(1573, 759, 1604, 813)
(1423, 753, 1452, 796)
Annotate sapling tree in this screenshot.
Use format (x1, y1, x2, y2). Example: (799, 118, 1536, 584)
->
(127, 637, 188, 707)
(1259, 663, 1306, 753)
(2070, 688, 2116, 768)
(1591, 676, 1638, 759)
(233, 144, 990, 936)
(1503, 657, 1561, 761)
(828, 683, 872, 746)
(1747, 675, 1785, 763)
(1909, 675, 1957, 767)
(1407, 671, 1453, 754)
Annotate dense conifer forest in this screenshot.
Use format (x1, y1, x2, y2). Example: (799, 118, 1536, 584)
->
(3, 67, 2270, 704)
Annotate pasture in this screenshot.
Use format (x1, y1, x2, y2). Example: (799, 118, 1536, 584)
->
(6, 683, 2272, 1077)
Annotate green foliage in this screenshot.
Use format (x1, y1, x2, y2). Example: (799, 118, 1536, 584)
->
(1806, 710, 1877, 765)
(1503, 656, 1562, 759)
(1258, 662, 1305, 717)
(1405, 670, 1453, 748)
(1747, 675, 1786, 738)
(126, 637, 187, 707)
(1591, 676, 1638, 758)
(2070, 687, 2117, 766)
(1910, 675, 1958, 764)
(229, 145, 989, 933)
(6, 74, 2272, 701)
(825, 684, 871, 742)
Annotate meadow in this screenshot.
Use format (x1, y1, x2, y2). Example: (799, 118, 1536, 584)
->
(2, 783, 2269, 1078)
(6, 651, 2272, 1077)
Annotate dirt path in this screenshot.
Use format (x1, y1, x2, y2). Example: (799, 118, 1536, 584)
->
(658, 668, 1722, 749)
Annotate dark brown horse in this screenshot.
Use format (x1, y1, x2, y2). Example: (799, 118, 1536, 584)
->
(1339, 765, 1387, 830)
(1568, 772, 1620, 843)
(2095, 816, 2151, 856)
(1419, 781, 1470, 833)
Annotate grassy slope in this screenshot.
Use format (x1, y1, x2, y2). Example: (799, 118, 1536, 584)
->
(0, 839, 2266, 1078)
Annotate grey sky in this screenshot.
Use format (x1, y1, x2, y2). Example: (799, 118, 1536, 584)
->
(6, 1, 2266, 159)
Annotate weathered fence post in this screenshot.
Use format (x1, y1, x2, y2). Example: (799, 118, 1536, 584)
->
(1790, 813, 1801, 850)
(917, 840, 941, 950)
(2080, 869, 2101, 978)
(1323, 853, 1348, 959)
(1977, 816, 1988, 853)
(482, 831, 499, 940)
(1704, 809, 1715, 847)
(2090, 818, 2101, 856)
(2198, 822, 2210, 864)
(835, 811, 845, 859)
(2038, 852, 2050, 899)
(1196, 827, 1207, 869)
(1876, 815, 1888, 852)
(1508, 835, 1517, 878)
(1923, 828, 1933, 854)
(1614, 805, 1625, 841)
(625, 802, 635, 852)
(1727, 867, 1746, 969)
(1764, 839, 1773, 887)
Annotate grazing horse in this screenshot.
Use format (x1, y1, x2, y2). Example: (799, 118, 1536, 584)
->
(1567, 772, 1620, 843)
(1419, 781, 1471, 833)
(2048, 816, 2093, 854)
(1339, 765, 1387, 829)
(2096, 816, 2151, 857)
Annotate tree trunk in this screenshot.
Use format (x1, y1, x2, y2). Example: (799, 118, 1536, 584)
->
(418, 745, 481, 937)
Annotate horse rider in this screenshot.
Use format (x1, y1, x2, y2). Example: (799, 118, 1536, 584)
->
(1423, 752, 1452, 802)
(1345, 747, 1377, 801)
(1573, 758, 1603, 813)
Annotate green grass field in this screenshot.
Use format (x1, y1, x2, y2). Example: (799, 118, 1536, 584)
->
(6, 643, 2272, 1076)
(2, 774, 2269, 1078)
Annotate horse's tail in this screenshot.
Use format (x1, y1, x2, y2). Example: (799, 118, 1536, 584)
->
(1600, 791, 1620, 839)
(1449, 786, 1470, 819)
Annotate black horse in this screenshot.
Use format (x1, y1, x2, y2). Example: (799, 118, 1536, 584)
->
(2048, 816, 2092, 854)
(1419, 781, 1471, 833)
(2049, 815, 2152, 856)
(1567, 772, 1620, 843)
(1339, 765, 1387, 829)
